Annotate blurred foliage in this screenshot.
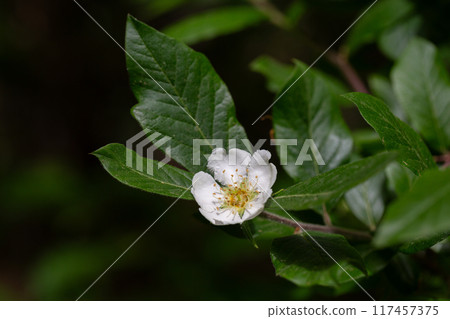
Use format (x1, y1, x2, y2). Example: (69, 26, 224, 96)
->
(346, 0, 415, 54)
(163, 6, 267, 45)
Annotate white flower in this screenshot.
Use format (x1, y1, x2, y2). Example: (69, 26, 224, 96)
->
(191, 148, 277, 225)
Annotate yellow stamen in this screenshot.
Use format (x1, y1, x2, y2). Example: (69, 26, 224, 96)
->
(218, 176, 258, 219)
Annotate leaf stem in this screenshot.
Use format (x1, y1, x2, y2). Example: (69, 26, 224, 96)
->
(322, 203, 332, 226)
(260, 211, 372, 241)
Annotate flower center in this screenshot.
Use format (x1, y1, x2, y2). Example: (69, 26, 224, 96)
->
(219, 177, 259, 218)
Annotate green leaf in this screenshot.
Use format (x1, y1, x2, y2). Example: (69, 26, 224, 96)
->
(352, 129, 384, 155)
(126, 16, 247, 173)
(378, 15, 421, 60)
(93, 143, 194, 200)
(316, 71, 349, 102)
(138, 0, 188, 18)
(386, 253, 419, 290)
(271, 232, 366, 287)
(374, 168, 450, 248)
(249, 217, 294, 242)
(385, 162, 416, 196)
(431, 237, 450, 254)
(355, 245, 396, 276)
(345, 171, 385, 231)
(392, 38, 450, 152)
(346, 0, 414, 54)
(250, 55, 294, 94)
(268, 152, 397, 211)
(368, 74, 405, 121)
(399, 232, 450, 254)
(163, 6, 266, 45)
(250, 56, 348, 98)
(343, 92, 436, 175)
(272, 61, 352, 181)
(285, 0, 306, 28)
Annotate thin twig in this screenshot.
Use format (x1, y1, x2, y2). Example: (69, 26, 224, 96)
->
(322, 203, 332, 227)
(326, 49, 369, 93)
(248, 0, 289, 29)
(248, 0, 370, 94)
(434, 152, 450, 168)
(260, 211, 372, 241)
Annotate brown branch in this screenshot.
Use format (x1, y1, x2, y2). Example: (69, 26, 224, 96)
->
(434, 152, 450, 168)
(326, 50, 369, 94)
(260, 211, 372, 241)
(246, 1, 369, 94)
(248, 0, 289, 29)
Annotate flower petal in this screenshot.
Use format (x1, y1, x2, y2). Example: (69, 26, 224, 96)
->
(199, 207, 218, 224)
(244, 202, 265, 219)
(195, 148, 277, 226)
(207, 148, 251, 186)
(203, 207, 262, 225)
(247, 150, 277, 193)
(205, 208, 236, 225)
(191, 171, 220, 213)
